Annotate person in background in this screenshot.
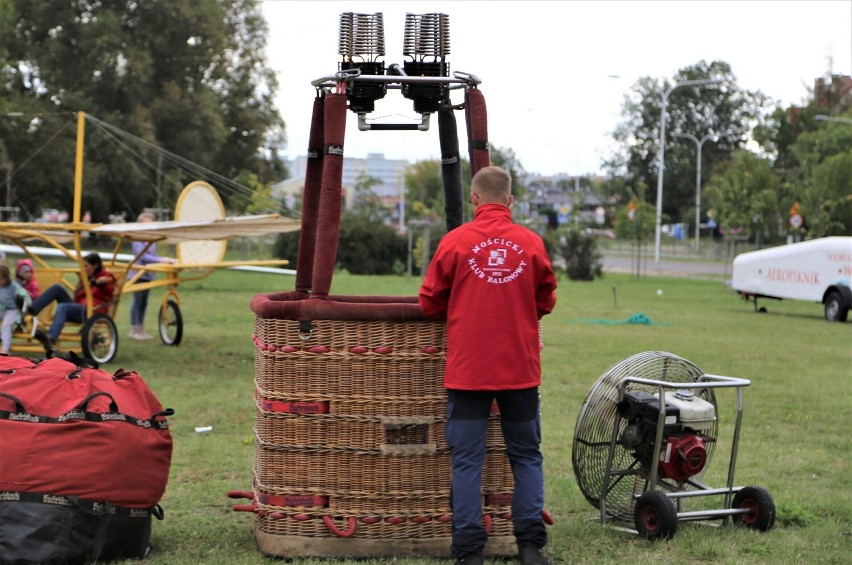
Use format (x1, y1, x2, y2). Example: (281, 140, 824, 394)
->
(419, 166, 557, 565)
(15, 258, 40, 301)
(129, 211, 176, 340)
(30, 252, 116, 351)
(0, 265, 32, 355)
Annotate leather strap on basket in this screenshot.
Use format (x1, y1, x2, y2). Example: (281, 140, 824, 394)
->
(465, 88, 490, 176)
(310, 92, 347, 299)
(438, 105, 464, 232)
(294, 95, 325, 295)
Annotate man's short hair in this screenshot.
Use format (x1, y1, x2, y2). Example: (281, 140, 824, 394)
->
(472, 166, 511, 203)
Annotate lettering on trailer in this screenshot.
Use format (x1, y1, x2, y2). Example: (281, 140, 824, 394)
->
(827, 252, 852, 262)
(765, 268, 820, 285)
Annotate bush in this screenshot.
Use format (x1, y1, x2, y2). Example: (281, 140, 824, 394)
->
(558, 228, 603, 281)
(274, 216, 407, 275)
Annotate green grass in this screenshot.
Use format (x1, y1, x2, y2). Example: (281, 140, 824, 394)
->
(91, 269, 850, 564)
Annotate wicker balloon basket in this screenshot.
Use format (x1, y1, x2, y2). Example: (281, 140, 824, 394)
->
(247, 292, 517, 557)
(235, 31, 511, 555)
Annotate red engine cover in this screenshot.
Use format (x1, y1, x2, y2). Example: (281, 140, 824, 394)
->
(659, 434, 707, 481)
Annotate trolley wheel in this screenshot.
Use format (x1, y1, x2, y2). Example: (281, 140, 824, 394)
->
(81, 313, 118, 364)
(731, 486, 776, 532)
(158, 299, 183, 346)
(634, 491, 678, 540)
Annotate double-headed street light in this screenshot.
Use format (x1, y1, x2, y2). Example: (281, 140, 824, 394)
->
(815, 114, 852, 125)
(673, 131, 716, 253)
(654, 78, 723, 262)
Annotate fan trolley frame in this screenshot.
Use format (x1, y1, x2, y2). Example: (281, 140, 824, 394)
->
(599, 373, 757, 531)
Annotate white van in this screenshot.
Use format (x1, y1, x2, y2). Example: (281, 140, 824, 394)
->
(731, 236, 852, 322)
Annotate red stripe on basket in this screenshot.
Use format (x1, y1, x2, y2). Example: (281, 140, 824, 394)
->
(307, 345, 330, 353)
(256, 492, 329, 507)
(349, 346, 369, 354)
(485, 493, 513, 506)
(421, 346, 442, 354)
(258, 398, 330, 414)
(373, 346, 393, 354)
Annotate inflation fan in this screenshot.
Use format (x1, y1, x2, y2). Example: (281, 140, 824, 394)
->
(571, 351, 776, 539)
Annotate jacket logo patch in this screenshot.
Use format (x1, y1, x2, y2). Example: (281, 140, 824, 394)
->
(468, 238, 528, 284)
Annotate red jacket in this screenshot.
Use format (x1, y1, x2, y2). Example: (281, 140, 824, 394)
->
(73, 269, 117, 314)
(419, 204, 557, 391)
(15, 258, 40, 300)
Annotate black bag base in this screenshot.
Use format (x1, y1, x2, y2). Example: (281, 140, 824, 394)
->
(0, 492, 161, 564)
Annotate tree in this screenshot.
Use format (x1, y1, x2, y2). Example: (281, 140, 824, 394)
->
(489, 144, 527, 201)
(789, 117, 852, 237)
(404, 159, 446, 226)
(0, 0, 284, 221)
(704, 150, 781, 241)
(606, 60, 771, 223)
(556, 227, 603, 281)
(751, 74, 851, 239)
(350, 173, 388, 224)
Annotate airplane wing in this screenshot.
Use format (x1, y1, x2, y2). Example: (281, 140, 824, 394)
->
(90, 214, 301, 243)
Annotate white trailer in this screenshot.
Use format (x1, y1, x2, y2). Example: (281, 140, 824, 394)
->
(731, 236, 852, 322)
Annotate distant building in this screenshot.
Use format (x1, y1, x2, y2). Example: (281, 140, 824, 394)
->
(284, 153, 409, 207)
(523, 172, 608, 225)
(814, 74, 852, 113)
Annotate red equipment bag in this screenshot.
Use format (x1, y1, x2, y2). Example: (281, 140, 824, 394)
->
(0, 353, 174, 563)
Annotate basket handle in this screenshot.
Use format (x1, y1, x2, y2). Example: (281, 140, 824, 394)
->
(322, 515, 357, 538)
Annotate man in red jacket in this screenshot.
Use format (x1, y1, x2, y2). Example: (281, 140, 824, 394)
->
(419, 166, 557, 565)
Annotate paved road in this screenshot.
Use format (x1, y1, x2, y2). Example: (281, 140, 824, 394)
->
(601, 254, 732, 279)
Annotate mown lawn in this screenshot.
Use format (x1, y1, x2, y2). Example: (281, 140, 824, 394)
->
(100, 269, 849, 564)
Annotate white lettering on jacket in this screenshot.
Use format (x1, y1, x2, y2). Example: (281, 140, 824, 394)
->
(469, 236, 528, 285)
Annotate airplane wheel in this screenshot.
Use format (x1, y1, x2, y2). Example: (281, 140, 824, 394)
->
(81, 313, 118, 364)
(159, 300, 183, 346)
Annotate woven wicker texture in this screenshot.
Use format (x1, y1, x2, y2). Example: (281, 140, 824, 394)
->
(251, 309, 516, 552)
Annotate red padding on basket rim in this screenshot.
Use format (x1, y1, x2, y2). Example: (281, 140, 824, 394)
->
(250, 291, 429, 322)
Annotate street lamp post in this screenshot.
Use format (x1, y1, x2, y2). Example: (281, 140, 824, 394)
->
(673, 131, 716, 253)
(653, 78, 723, 262)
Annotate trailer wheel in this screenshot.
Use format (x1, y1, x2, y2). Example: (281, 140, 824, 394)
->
(732, 486, 776, 532)
(824, 292, 848, 322)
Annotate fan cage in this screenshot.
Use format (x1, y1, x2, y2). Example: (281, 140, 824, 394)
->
(572, 351, 719, 521)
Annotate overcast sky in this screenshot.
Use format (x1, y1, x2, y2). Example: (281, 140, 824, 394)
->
(262, 0, 851, 176)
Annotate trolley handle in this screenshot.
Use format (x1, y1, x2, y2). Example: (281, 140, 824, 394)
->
(620, 374, 751, 392)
